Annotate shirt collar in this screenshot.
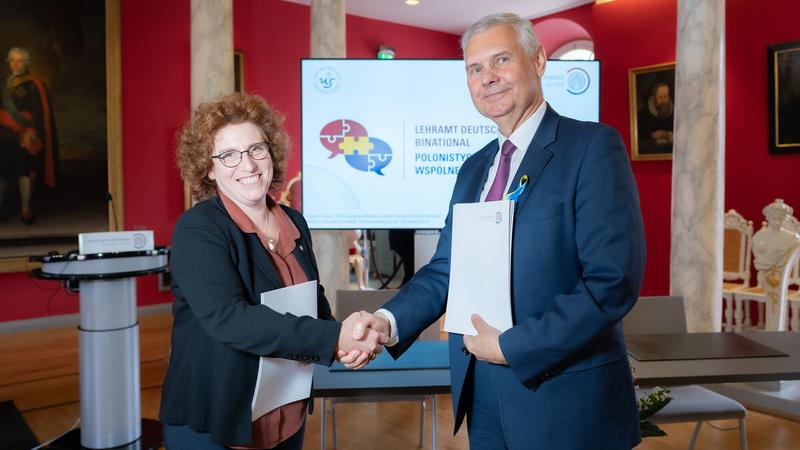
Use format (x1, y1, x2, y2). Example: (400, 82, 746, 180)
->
(218, 191, 300, 257)
(498, 100, 547, 152)
(219, 190, 261, 234)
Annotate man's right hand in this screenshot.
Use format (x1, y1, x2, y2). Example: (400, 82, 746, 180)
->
(335, 311, 390, 369)
(352, 310, 391, 341)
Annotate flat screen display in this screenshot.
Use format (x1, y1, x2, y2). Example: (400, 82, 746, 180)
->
(301, 59, 599, 229)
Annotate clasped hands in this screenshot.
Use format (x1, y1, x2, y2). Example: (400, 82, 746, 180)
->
(335, 311, 391, 369)
(335, 312, 508, 368)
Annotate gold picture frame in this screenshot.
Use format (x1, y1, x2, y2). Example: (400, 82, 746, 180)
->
(0, 0, 123, 273)
(629, 62, 676, 161)
(768, 40, 800, 154)
(234, 50, 244, 93)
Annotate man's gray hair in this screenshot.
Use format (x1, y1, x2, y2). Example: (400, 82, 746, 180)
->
(7, 47, 32, 65)
(460, 13, 540, 56)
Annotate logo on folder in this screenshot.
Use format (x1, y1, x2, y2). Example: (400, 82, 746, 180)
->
(319, 119, 393, 176)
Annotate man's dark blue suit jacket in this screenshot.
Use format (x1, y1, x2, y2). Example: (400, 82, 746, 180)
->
(383, 105, 646, 449)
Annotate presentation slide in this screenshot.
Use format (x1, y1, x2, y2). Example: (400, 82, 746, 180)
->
(301, 59, 599, 229)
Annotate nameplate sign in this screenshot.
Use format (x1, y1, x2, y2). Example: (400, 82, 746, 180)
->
(78, 231, 155, 255)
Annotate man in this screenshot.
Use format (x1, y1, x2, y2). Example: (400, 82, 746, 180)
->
(346, 13, 646, 449)
(637, 82, 674, 154)
(0, 47, 58, 224)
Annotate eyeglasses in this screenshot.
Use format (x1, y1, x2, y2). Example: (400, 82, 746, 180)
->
(211, 141, 271, 168)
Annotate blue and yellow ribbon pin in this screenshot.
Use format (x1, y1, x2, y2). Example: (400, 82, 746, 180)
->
(504, 175, 529, 202)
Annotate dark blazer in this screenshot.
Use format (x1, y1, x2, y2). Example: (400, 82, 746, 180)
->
(159, 196, 340, 446)
(383, 105, 646, 449)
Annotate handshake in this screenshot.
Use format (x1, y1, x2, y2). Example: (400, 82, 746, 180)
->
(335, 311, 391, 370)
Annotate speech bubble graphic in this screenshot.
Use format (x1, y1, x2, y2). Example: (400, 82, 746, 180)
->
(344, 137, 392, 176)
(319, 119, 367, 158)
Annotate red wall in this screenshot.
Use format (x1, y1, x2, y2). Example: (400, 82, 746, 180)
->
(0, 0, 460, 322)
(725, 0, 800, 232)
(591, 0, 677, 295)
(532, 6, 594, 55)
(119, 0, 191, 308)
(535, 0, 800, 295)
(345, 14, 461, 59)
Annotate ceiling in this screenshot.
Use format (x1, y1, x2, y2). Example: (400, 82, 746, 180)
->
(283, 0, 596, 35)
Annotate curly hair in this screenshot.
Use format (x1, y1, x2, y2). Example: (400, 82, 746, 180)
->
(176, 93, 290, 202)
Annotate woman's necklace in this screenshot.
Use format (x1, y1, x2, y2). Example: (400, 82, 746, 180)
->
(265, 210, 277, 252)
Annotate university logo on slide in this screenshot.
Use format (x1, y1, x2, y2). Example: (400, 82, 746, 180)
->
(319, 119, 392, 176)
(566, 67, 590, 95)
(314, 66, 341, 93)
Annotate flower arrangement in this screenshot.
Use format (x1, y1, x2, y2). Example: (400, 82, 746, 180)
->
(638, 386, 672, 437)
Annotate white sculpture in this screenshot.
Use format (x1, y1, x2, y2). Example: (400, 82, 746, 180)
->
(752, 200, 800, 270)
(750, 199, 800, 330)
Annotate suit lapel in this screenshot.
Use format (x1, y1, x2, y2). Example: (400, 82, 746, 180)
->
(285, 213, 317, 282)
(210, 196, 284, 293)
(511, 105, 558, 213)
(293, 241, 315, 281)
(245, 234, 283, 289)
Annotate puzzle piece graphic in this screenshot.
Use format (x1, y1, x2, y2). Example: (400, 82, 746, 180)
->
(319, 120, 368, 158)
(367, 153, 390, 169)
(366, 138, 392, 175)
(338, 136, 373, 155)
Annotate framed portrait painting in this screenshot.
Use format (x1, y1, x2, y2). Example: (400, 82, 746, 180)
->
(0, 0, 122, 272)
(768, 40, 800, 154)
(629, 62, 676, 161)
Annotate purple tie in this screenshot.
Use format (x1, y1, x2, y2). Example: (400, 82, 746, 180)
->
(484, 140, 517, 202)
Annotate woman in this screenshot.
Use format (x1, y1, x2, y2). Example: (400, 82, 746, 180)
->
(160, 93, 382, 449)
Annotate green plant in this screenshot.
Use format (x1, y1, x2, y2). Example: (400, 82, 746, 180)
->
(638, 386, 672, 437)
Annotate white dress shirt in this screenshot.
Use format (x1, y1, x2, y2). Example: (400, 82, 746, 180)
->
(480, 101, 546, 201)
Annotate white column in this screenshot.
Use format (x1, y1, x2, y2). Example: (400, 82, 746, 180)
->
(311, 0, 346, 58)
(186, 0, 234, 207)
(670, 0, 725, 332)
(309, 0, 353, 311)
(191, 0, 234, 109)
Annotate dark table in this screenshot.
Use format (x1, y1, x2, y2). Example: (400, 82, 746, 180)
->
(628, 331, 800, 387)
(312, 340, 450, 450)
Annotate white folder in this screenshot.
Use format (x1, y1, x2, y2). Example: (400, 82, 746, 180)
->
(444, 200, 514, 335)
(251, 280, 317, 421)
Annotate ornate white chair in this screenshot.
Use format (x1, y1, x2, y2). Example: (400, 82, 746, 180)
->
(752, 216, 799, 329)
(732, 199, 800, 331)
(721, 209, 754, 332)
